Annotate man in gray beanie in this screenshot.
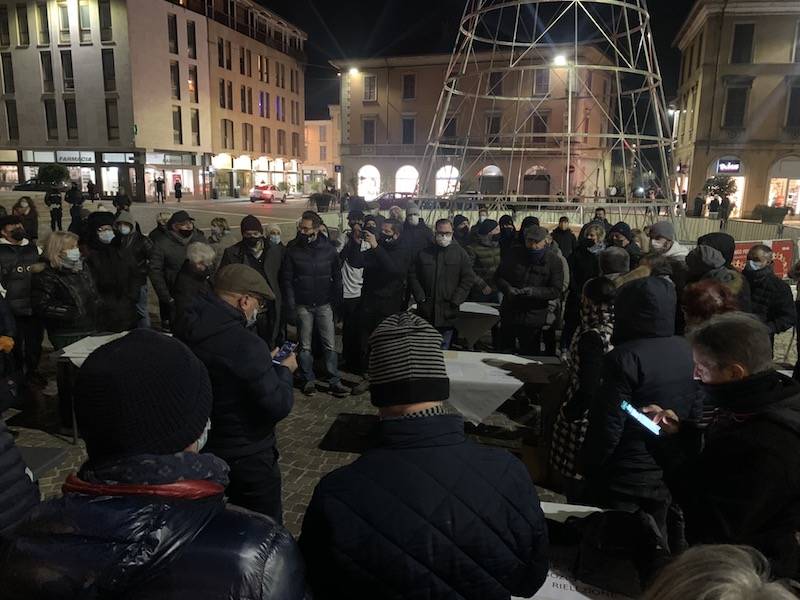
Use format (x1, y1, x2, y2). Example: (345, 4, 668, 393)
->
(599, 246, 631, 281)
(648, 220, 688, 259)
(401, 201, 433, 259)
(300, 313, 549, 600)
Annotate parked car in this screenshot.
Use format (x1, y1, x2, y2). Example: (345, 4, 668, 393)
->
(249, 184, 286, 204)
(369, 192, 417, 210)
(14, 179, 69, 192)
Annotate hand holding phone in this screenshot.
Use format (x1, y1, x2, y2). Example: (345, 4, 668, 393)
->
(621, 401, 661, 436)
(272, 341, 298, 365)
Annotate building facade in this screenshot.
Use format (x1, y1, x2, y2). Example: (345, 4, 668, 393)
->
(302, 104, 341, 191)
(673, 0, 800, 215)
(0, 0, 305, 201)
(330, 50, 615, 201)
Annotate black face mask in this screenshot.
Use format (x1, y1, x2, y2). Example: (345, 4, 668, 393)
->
(298, 232, 316, 244)
(178, 229, 193, 238)
(381, 233, 395, 244)
(243, 236, 262, 248)
(10, 229, 24, 241)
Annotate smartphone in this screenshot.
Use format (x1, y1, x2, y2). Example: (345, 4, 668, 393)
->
(621, 401, 661, 436)
(272, 341, 297, 365)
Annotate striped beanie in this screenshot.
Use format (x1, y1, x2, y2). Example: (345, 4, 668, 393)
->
(368, 313, 450, 407)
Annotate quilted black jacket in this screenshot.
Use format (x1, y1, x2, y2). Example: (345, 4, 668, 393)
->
(31, 263, 98, 337)
(299, 414, 550, 600)
(743, 266, 796, 336)
(0, 420, 38, 535)
(281, 235, 342, 310)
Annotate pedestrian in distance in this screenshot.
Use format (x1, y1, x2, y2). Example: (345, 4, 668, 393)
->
(45, 188, 63, 232)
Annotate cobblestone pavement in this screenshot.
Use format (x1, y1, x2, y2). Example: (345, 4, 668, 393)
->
(6, 349, 563, 538)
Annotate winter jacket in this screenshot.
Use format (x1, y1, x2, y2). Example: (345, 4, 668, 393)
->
(409, 242, 475, 328)
(465, 239, 502, 295)
(401, 221, 434, 258)
(281, 235, 342, 311)
(175, 290, 294, 459)
(496, 246, 564, 327)
(299, 414, 550, 600)
(116, 230, 153, 287)
(31, 263, 98, 338)
(17, 212, 38, 241)
(86, 243, 139, 333)
(581, 276, 703, 501)
(149, 229, 207, 304)
(0, 420, 38, 535)
(361, 240, 411, 309)
(221, 239, 284, 330)
(661, 371, 800, 579)
(0, 466, 305, 599)
(171, 261, 213, 324)
(568, 243, 601, 297)
(551, 227, 578, 259)
(743, 266, 796, 336)
(0, 239, 39, 316)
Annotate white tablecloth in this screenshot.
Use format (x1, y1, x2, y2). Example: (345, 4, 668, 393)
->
(445, 350, 534, 423)
(60, 332, 131, 367)
(514, 503, 630, 600)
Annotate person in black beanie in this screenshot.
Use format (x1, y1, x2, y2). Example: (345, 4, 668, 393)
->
(453, 214, 471, 246)
(498, 214, 517, 257)
(466, 218, 502, 302)
(220, 215, 284, 347)
(0, 330, 305, 600)
(607, 221, 643, 268)
(300, 313, 549, 600)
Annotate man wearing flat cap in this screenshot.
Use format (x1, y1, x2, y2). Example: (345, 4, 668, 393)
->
(175, 264, 296, 522)
(495, 225, 564, 354)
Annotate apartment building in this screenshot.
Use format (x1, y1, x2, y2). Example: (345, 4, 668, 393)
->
(302, 104, 341, 190)
(0, 0, 305, 201)
(330, 48, 615, 200)
(673, 0, 800, 215)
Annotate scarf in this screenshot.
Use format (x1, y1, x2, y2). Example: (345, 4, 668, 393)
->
(79, 451, 230, 488)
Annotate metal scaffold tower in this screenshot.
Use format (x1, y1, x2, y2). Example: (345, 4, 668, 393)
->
(419, 0, 677, 208)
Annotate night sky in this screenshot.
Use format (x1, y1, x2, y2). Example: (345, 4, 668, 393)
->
(261, 0, 698, 120)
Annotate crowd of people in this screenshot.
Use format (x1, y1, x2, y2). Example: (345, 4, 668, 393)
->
(0, 198, 798, 598)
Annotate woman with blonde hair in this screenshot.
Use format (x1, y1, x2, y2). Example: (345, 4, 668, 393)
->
(643, 545, 798, 600)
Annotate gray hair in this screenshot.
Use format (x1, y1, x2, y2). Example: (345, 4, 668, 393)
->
(186, 242, 216, 267)
(687, 312, 774, 375)
(642, 545, 797, 600)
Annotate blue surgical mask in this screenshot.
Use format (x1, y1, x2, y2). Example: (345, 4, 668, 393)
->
(269, 234, 281, 245)
(98, 230, 115, 244)
(65, 248, 81, 261)
(528, 247, 547, 260)
(748, 260, 766, 272)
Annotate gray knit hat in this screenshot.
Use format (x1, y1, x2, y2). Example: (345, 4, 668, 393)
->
(649, 220, 675, 241)
(368, 313, 450, 407)
(599, 247, 630, 275)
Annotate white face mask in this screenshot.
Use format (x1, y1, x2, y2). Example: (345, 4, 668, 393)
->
(196, 419, 211, 451)
(407, 215, 420, 226)
(650, 238, 668, 253)
(64, 248, 81, 261)
(118, 225, 132, 236)
(98, 230, 115, 244)
(435, 233, 453, 248)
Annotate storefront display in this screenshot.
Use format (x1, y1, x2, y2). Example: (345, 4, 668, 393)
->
(768, 157, 800, 214)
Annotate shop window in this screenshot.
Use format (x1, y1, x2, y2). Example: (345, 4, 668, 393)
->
(37, 2, 49, 44)
(44, 98, 58, 139)
(98, 0, 111, 41)
(17, 4, 29, 46)
(723, 86, 748, 128)
(730, 23, 754, 64)
(167, 14, 178, 55)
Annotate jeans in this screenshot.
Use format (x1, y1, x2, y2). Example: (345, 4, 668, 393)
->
(340, 297, 363, 373)
(50, 208, 62, 231)
(136, 284, 151, 328)
(297, 304, 339, 385)
(223, 446, 283, 524)
(439, 328, 455, 349)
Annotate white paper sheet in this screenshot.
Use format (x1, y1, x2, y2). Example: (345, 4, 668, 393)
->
(60, 332, 131, 367)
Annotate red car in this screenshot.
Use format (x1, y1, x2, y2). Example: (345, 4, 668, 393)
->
(249, 184, 286, 203)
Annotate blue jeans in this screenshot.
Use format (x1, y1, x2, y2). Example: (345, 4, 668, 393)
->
(297, 304, 339, 385)
(438, 328, 454, 350)
(136, 284, 151, 328)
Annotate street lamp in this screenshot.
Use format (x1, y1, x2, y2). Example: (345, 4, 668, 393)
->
(348, 67, 359, 76)
(553, 54, 567, 66)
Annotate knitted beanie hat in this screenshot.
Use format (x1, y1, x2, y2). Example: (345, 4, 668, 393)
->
(74, 330, 212, 462)
(649, 220, 675, 241)
(599, 247, 631, 275)
(477, 219, 498, 235)
(608, 221, 633, 241)
(453, 215, 469, 229)
(368, 313, 450, 407)
(240, 214, 263, 235)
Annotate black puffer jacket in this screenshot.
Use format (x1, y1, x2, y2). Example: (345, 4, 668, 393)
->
(117, 230, 153, 287)
(568, 242, 601, 297)
(171, 260, 213, 324)
(85, 228, 140, 333)
(0, 420, 38, 535)
(282, 235, 342, 310)
(495, 245, 564, 327)
(660, 371, 800, 579)
(300, 414, 549, 600)
(0, 240, 39, 316)
(361, 240, 411, 309)
(465, 239, 502, 295)
(175, 291, 294, 459)
(409, 242, 475, 328)
(149, 229, 207, 304)
(581, 276, 703, 501)
(401, 220, 434, 258)
(0, 473, 305, 599)
(31, 263, 98, 337)
(743, 265, 796, 336)
(550, 227, 578, 259)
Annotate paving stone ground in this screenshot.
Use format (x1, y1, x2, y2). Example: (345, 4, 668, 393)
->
(6, 347, 563, 538)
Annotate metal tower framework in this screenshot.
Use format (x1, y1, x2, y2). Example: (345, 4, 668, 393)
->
(419, 0, 677, 205)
